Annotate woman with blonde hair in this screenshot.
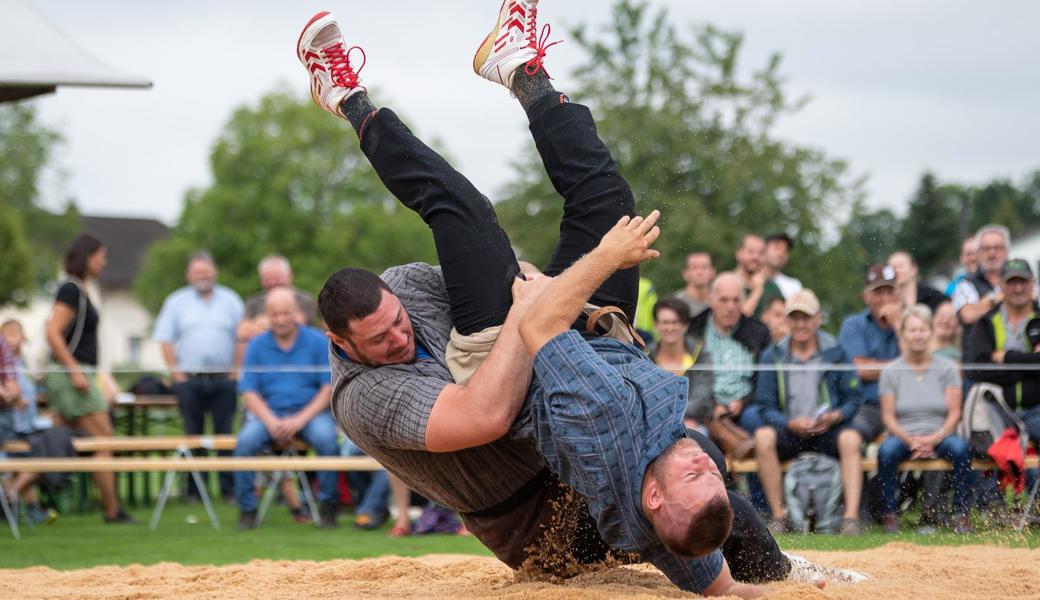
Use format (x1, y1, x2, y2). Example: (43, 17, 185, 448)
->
(877, 304, 972, 534)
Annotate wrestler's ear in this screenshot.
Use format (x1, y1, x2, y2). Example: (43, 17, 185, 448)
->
(326, 330, 350, 352)
(644, 477, 664, 512)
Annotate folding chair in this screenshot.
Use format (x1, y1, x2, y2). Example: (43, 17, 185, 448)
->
(257, 441, 319, 526)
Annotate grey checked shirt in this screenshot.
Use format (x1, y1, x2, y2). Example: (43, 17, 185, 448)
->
(329, 263, 543, 514)
(519, 330, 724, 593)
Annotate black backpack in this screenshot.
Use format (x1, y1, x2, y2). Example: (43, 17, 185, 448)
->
(24, 426, 76, 492)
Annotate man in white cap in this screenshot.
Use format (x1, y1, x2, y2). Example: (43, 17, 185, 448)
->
(750, 289, 866, 535)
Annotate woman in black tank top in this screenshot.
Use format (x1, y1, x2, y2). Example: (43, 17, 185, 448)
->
(44, 233, 134, 523)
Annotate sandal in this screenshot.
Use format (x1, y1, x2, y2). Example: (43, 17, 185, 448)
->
(387, 520, 412, 537)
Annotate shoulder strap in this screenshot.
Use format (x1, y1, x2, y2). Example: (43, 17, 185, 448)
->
(584, 305, 646, 350)
(64, 280, 88, 357)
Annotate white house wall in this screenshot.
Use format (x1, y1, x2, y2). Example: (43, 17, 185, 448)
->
(0, 284, 164, 377)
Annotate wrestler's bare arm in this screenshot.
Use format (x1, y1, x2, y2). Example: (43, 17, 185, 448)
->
(519, 211, 661, 356)
(424, 275, 553, 452)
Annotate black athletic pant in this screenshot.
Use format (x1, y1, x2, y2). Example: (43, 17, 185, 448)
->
(358, 96, 638, 335)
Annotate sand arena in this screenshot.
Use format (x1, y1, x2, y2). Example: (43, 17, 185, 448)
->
(3, 543, 1039, 599)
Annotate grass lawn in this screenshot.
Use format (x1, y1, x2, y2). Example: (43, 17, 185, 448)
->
(0, 501, 492, 570)
(2, 499, 1038, 571)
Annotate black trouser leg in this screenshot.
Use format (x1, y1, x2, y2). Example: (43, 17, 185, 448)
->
(174, 379, 206, 498)
(212, 379, 238, 497)
(687, 429, 790, 583)
(529, 100, 639, 319)
(359, 109, 518, 335)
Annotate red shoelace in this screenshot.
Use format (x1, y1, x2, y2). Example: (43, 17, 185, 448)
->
(322, 43, 366, 88)
(524, 18, 561, 77)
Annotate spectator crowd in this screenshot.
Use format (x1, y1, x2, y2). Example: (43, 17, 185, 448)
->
(648, 223, 1040, 535)
(3, 223, 1039, 537)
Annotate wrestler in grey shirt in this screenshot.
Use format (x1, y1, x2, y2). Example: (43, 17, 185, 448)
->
(329, 263, 544, 514)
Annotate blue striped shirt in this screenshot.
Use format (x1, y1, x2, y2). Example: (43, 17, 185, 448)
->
(522, 330, 724, 593)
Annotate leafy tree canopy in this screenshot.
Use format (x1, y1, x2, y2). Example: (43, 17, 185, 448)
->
(0, 102, 79, 303)
(494, 0, 865, 321)
(134, 88, 437, 313)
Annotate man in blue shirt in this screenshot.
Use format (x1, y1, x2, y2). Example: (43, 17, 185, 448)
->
(837, 264, 902, 529)
(153, 251, 244, 501)
(307, 6, 863, 594)
(234, 287, 337, 529)
(513, 213, 760, 597)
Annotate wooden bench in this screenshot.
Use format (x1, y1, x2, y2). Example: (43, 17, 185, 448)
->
(1, 456, 384, 473)
(1, 442, 385, 538)
(727, 456, 1040, 474)
(2, 434, 308, 454)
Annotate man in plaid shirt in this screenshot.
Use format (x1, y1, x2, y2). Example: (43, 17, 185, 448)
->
(304, 4, 864, 595)
(0, 336, 22, 447)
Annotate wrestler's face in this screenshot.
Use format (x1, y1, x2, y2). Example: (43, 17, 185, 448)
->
(330, 290, 416, 366)
(646, 439, 728, 543)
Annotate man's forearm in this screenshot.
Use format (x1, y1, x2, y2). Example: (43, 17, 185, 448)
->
(243, 391, 277, 427)
(520, 247, 619, 353)
(458, 310, 532, 426)
(424, 304, 534, 452)
(958, 302, 989, 326)
(852, 357, 886, 382)
(160, 343, 181, 374)
(297, 384, 332, 423)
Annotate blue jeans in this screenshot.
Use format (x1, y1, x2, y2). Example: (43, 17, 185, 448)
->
(1020, 406, 1040, 445)
(341, 436, 389, 518)
(233, 410, 340, 512)
(877, 434, 972, 516)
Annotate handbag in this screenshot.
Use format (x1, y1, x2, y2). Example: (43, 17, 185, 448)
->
(708, 414, 755, 459)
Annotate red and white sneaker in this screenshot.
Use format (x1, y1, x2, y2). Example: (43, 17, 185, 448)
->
(296, 11, 366, 119)
(473, 0, 558, 90)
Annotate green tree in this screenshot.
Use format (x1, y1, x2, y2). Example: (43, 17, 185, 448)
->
(843, 202, 900, 267)
(495, 0, 863, 312)
(895, 172, 960, 274)
(0, 102, 78, 294)
(134, 88, 438, 313)
(0, 203, 34, 306)
(969, 180, 1023, 234)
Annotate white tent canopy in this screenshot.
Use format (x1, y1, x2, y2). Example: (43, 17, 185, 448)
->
(0, 0, 151, 102)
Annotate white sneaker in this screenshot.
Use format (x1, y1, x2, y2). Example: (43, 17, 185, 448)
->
(473, 0, 548, 89)
(784, 552, 870, 586)
(296, 11, 366, 119)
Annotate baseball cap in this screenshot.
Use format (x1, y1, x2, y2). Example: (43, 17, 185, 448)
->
(784, 289, 821, 317)
(865, 264, 898, 291)
(1001, 258, 1034, 282)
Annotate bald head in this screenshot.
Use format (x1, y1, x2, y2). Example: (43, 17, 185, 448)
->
(265, 286, 301, 340)
(711, 273, 744, 299)
(258, 255, 293, 290)
(710, 273, 745, 332)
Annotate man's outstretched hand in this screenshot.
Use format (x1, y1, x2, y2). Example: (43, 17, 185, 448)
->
(595, 210, 662, 270)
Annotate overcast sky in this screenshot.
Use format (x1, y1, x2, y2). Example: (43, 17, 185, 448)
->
(25, 0, 1040, 225)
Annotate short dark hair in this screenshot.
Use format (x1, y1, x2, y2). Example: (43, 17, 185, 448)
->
(653, 297, 691, 324)
(667, 493, 734, 558)
(766, 232, 794, 250)
(63, 234, 104, 279)
(318, 268, 393, 336)
(763, 295, 786, 312)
